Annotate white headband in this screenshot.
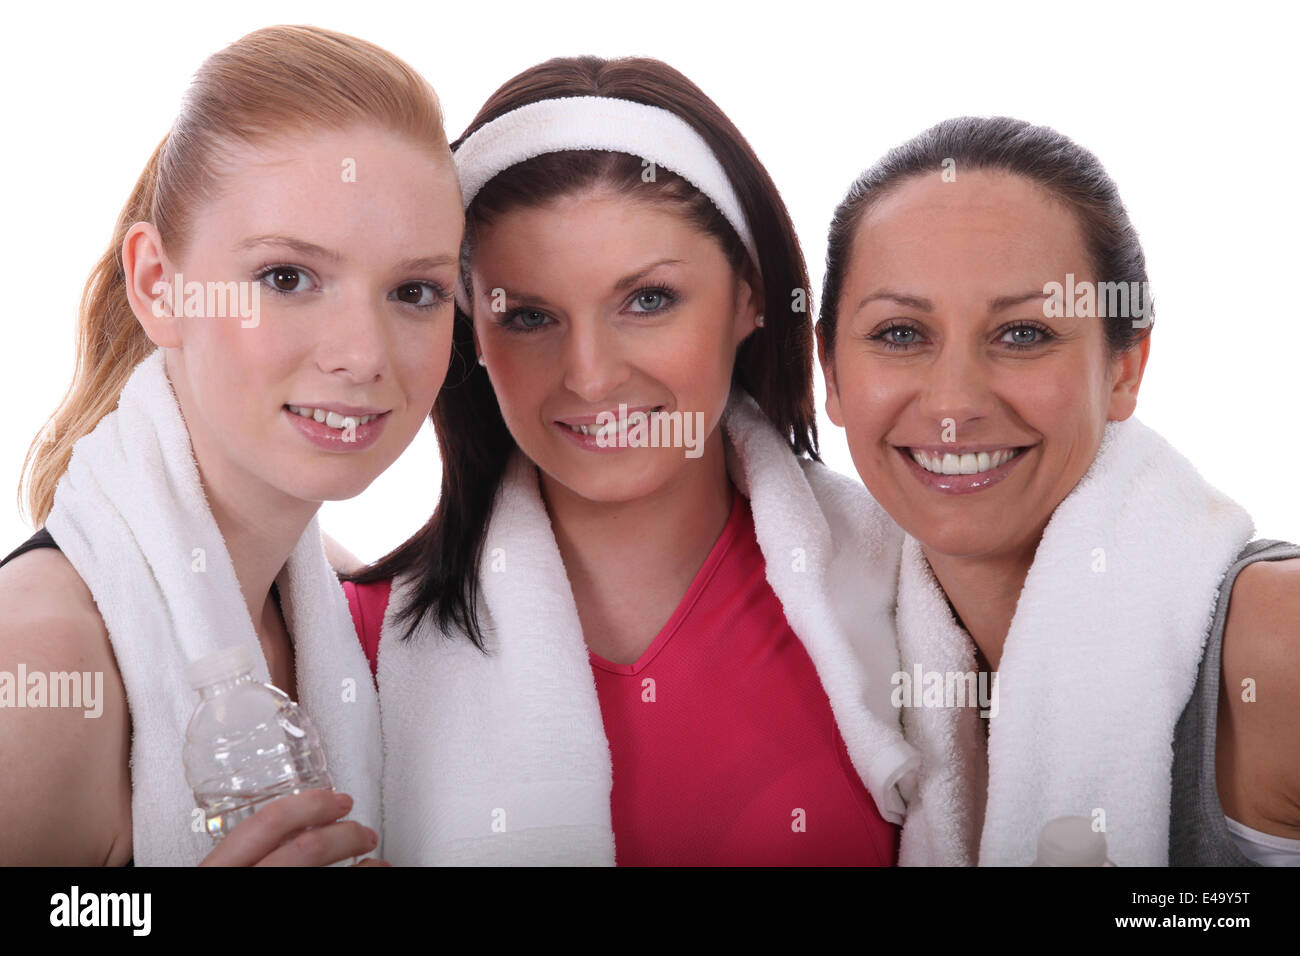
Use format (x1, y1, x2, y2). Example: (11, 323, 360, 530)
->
(452, 95, 760, 311)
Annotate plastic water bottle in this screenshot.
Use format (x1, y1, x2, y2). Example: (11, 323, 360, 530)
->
(183, 643, 334, 842)
(1032, 816, 1117, 866)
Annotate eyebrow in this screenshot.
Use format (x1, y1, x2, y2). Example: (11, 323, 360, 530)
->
(854, 289, 1054, 313)
(854, 291, 934, 312)
(394, 254, 459, 272)
(236, 236, 457, 273)
(988, 290, 1053, 311)
(612, 258, 686, 292)
(493, 257, 688, 305)
(236, 235, 342, 262)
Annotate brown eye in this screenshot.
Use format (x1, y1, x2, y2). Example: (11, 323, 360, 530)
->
(396, 283, 424, 304)
(256, 265, 316, 294)
(390, 281, 449, 309)
(273, 268, 304, 291)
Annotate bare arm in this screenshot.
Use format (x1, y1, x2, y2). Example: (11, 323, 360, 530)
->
(1217, 556, 1300, 838)
(0, 548, 133, 864)
(0, 548, 385, 866)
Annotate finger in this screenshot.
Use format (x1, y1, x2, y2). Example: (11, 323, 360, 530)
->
(257, 819, 380, 867)
(199, 789, 353, 867)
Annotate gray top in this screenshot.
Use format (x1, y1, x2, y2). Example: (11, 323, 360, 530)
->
(1169, 538, 1300, 865)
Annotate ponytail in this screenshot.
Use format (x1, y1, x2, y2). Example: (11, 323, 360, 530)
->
(17, 24, 451, 527)
(20, 139, 163, 525)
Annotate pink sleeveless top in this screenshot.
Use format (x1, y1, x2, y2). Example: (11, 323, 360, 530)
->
(343, 493, 898, 866)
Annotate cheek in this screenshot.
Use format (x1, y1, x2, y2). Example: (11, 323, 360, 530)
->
(398, 320, 456, 403)
(485, 336, 552, 419)
(1000, 354, 1109, 438)
(837, 355, 909, 435)
(187, 320, 289, 423)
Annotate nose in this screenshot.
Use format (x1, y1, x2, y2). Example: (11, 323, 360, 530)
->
(916, 337, 990, 436)
(315, 286, 388, 385)
(561, 316, 629, 404)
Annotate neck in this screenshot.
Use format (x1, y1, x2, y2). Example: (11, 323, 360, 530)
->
(921, 538, 1041, 672)
(199, 462, 318, 638)
(165, 365, 318, 640)
(540, 428, 734, 664)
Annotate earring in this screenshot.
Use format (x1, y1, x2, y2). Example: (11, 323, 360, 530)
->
(755, 313, 765, 328)
(477, 354, 487, 367)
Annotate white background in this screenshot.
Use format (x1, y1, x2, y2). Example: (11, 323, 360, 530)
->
(2, 0, 1297, 562)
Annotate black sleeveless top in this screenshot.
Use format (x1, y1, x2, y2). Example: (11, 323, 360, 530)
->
(0, 528, 135, 867)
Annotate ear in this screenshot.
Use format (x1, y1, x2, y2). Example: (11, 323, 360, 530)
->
(730, 265, 763, 350)
(816, 323, 845, 427)
(1106, 332, 1152, 422)
(122, 221, 182, 349)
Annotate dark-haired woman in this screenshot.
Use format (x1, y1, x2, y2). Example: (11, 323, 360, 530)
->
(817, 116, 1300, 866)
(342, 57, 919, 865)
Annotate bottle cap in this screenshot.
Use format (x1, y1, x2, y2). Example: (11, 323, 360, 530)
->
(1032, 816, 1115, 866)
(185, 643, 257, 690)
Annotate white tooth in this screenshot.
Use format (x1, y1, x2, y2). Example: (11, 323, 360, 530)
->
(292, 406, 310, 418)
(977, 452, 991, 472)
(312, 408, 326, 423)
(325, 411, 345, 428)
(960, 453, 978, 474)
(359, 415, 372, 425)
(340, 416, 358, 430)
(941, 453, 960, 475)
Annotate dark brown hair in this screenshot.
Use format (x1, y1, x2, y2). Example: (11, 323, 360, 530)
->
(818, 115, 1154, 357)
(346, 55, 816, 650)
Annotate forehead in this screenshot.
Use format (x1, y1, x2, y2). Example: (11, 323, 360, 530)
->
(189, 127, 459, 248)
(848, 168, 1093, 291)
(474, 187, 723, 264)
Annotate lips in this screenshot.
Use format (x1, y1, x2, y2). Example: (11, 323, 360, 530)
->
(908, 446, 1026, 476)
(283, 405, 390, 452)
(554, 404, 664, 437)
(896, 443, 1035, 494)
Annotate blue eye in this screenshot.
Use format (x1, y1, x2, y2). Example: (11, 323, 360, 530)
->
(629, 288, 673, 313)
(999, 324, 1053, 350)
(501, 308, 553, 333)
(868, 322, 924, 351)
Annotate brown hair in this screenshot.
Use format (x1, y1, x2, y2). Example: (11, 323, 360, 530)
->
(21, 24, 451, 525)
(347, 55, 816, 650)
(819, 115, 1154, 358)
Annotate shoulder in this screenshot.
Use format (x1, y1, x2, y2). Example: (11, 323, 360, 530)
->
(322, 531, 363, 574)
(1218, 554, 1300, 834)
(1223, 555, 1300, 678)
(0, 548, 132, 863)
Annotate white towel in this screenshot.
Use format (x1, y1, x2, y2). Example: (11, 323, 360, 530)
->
(45, 349, 381, 865)
(378, 388, 918, 864)
(896, 417, 1254, 866)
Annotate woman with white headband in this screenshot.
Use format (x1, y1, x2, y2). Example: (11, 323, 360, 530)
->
(343, 56, 919, 865)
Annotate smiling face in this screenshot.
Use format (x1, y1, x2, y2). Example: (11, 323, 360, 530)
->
(469, 186, 758, 505)
(132, 125, 463, 506)
(821, 168, 1147, 561)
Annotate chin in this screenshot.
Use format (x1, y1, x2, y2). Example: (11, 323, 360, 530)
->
(541, 454, 672, 505)
(281, 470, 381, 504)
(900, 511, 1018, 561)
